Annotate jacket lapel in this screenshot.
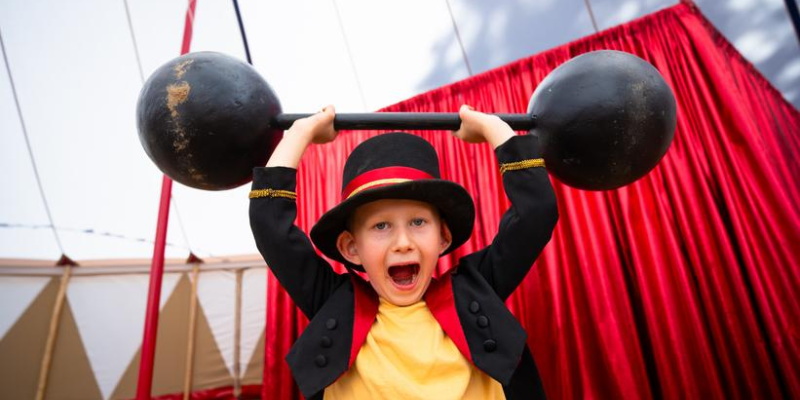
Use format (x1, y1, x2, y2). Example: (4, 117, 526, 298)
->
(349, 276, 378, 367)
(425, 272, 473, 362)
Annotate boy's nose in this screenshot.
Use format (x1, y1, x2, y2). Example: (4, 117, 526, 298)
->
(391, 228, 414, 252)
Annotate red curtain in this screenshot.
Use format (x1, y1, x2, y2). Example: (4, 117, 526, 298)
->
(264, 2, 800, 398)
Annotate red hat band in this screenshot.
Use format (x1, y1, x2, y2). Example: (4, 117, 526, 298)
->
(341, 166, 435, 201)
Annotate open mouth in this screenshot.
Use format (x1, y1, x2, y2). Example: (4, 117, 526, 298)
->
(388, 263, 420, 289)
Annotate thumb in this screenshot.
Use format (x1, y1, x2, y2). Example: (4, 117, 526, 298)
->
(312, 105, 336, 123)
(458, 104, 477, 119)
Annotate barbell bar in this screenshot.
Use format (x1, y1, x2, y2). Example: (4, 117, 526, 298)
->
(274, 113, 535, 131)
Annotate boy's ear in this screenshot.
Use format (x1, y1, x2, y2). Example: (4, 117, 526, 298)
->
(439, 221, 453, 254)
(336, 230, 362, 265)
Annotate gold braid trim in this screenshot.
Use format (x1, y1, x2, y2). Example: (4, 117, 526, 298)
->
(499, 158, 546, 175)
(249, 188, 297, 200)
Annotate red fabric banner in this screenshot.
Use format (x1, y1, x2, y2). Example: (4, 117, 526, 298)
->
(144, 384, 261, 400)
(264, 2, 799, 399)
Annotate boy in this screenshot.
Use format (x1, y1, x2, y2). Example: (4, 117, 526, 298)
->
(250, 105, 558, 399)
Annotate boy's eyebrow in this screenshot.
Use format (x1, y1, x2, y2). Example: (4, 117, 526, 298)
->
(367, 212, 436, 223)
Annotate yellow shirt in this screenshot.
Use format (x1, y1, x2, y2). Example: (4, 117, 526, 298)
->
(324, 298, 506, 399)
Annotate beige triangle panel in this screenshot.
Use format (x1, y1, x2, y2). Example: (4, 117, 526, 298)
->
(111, 348, 141, 400)
(110, 273, 193, 399)
(44, 298, 104, 399)
(190, 295, 234, 391)
(111, 273, 235, 398)
(241, 329, 265, 386)
(0, 276, 52, 341)
(151, 273, 192, 396)
(0, 278, 59, 400)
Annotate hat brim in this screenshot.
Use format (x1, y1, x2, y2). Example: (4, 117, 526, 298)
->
(310, 179, 475, 271)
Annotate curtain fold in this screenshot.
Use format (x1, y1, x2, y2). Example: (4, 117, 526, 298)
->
(264, 2, 799, 398)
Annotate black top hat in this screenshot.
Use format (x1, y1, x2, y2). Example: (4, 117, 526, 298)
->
(310, 132, 475, 271)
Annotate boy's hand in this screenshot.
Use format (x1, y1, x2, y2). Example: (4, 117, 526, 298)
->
(451, 105, 515, 149)
(288, 105, 337, 144)
(265, 105, 337, 168)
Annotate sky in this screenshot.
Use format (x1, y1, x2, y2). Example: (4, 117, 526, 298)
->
(1, 0, 797, 262)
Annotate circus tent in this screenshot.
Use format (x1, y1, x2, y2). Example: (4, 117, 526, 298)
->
(1, 0, 798, 399)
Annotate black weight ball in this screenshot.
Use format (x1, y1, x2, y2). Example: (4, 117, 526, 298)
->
(136, 51, 282, 190)
(528, 50, 677, 190)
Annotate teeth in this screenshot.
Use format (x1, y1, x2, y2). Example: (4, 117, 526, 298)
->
(396, 274, 415, 285)
(389, 264, 419, 287)
(392, 272, 417, 286)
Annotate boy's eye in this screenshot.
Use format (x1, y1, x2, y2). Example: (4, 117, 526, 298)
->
(411, 218, 425, 227)
(374, 222, 388, 230)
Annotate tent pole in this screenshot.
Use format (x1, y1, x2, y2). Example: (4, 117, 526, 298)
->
(135, 2, 196, 398)
(233, 269, 243, 398)
(35, 264, 73, 400)
(183, 263, 201, 400)
(136, 176, 173, 399)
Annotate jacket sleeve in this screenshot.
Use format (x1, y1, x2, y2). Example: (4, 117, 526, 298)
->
(461, 134, 559, 300)
(249, 166, 347, 318)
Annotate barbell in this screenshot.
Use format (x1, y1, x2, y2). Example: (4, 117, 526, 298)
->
(136, 50, 676, 191)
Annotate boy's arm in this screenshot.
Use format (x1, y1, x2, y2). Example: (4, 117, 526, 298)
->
(453, 106, 559, 300)
(249, 106, 347, 318)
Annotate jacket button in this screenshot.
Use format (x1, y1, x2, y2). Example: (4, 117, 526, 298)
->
(477, 315, 489, 328)
(315, 354, 327, 367)
(483, 339, 497, 352)
(326, 318, 337, 330)
(469, 301, 480, 314)
(321, 336, 332, 348)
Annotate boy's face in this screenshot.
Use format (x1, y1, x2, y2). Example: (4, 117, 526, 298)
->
(336, 199, 452, 306)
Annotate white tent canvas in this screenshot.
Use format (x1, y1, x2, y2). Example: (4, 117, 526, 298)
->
(1, 0, 797, 262)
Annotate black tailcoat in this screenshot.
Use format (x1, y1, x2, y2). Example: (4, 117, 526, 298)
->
(250, 135, 558, 399)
